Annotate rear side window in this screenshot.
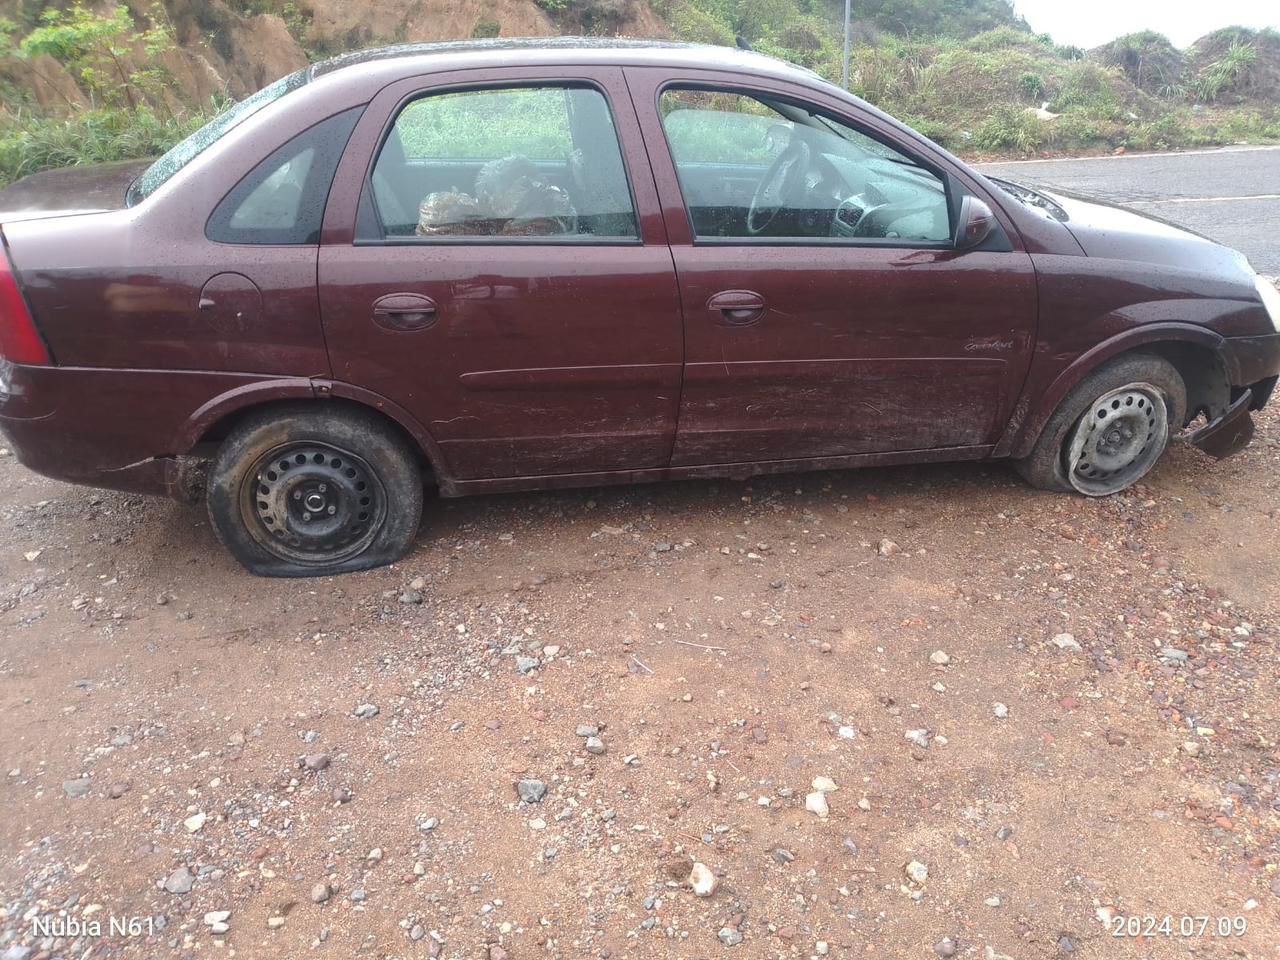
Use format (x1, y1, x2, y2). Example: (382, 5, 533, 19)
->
(129, 69, 308, 206)
(366, 85, 637, 241)
(207, 106, 363, 245)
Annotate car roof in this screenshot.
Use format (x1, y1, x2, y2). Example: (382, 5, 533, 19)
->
(309, 36, 824, 87)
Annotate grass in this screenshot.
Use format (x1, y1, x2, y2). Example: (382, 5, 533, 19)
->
(0, 106, 213, 187)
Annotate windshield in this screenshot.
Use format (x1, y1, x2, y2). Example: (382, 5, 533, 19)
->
(126, 69, 309, 206)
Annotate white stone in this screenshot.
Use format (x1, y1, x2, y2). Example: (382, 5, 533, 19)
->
(811, 776, 838, 793)
(805, 791, 829, 818)
(688, 862, 719, 897)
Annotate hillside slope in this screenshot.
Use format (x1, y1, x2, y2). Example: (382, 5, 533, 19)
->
(0, 0, 1276, 185)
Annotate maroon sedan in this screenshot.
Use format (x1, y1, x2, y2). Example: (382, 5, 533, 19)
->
(1, 40, 1278, 576)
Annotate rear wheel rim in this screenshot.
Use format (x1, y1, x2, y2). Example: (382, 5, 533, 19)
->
(240, 442, 386, 565)
(1064, 382, 1168, 496)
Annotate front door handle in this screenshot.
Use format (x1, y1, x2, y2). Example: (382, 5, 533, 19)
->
(373, 293, 438, 332)
(707, 290, 766, 326)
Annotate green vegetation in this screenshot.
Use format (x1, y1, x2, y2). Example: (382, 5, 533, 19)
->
(0, 105, 212, 185)
(647, 0, 1280, 155)
(0, 0, 1278, 188)
(0, 4, 217, 186)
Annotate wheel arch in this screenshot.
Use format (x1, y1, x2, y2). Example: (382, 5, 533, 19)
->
(175, 380, 453, 493)
(998, 323, 1229, 460)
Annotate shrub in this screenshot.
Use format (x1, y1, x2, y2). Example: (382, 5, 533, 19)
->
(974, 104, 1045, 152)
(1019, 71, 1044, 100)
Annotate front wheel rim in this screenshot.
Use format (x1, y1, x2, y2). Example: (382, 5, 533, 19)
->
(1064, 382, 1169, 496)
(240, 442, 386, 564)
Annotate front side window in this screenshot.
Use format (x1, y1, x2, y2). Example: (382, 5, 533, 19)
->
(368, 85, 637, 240)
(659, 88, 950, 244)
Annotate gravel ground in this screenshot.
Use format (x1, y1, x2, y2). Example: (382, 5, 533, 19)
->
(1, 401, 1279, 960)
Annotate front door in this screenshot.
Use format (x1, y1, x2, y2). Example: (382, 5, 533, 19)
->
(319, 67, 681, 481)
(626, 68, 1037, 467)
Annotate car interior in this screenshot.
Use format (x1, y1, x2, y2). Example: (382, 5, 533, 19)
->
(369, 86, 638, 240)
(660, 90, 953, 243)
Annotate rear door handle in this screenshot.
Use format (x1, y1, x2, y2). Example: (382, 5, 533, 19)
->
(707, 290, 766, 326)
(373, 293, 438, 332)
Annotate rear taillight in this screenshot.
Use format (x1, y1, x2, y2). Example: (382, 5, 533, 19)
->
(0, 239, 50, 365)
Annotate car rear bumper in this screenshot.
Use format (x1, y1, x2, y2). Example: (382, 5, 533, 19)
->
(0, 360, 290, 501)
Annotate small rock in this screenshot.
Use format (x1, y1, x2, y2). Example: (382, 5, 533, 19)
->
(584, 736, 606, 755)
(929, 650, 951, 665)
(905, 729, 930, 748)
(877, 538, 900, 557)
(210, 921, 229, 935)
(310, 883, 331, 904)
(771, 848, 795, 864)
(109, 781, 130, 799)
(811, 776, 838, 793)
(718, 927, 744, 946)
(1182, 741, 1202, 757)
(515, 656, 540, 675)
(399, 590, 424, 605)
(993, 703, 1009, 719)
(805, 791, 829, 818)
(302, 753, 330, 772)
(332, 785, 353, 804)
(184, 811, 207, 833)
(267, 916, 286, 929)
(575, 724, 599, 737)
(353, 703, 379, 719)
(688, 862, 719, 896)
(62, 777, 91, 798)
(163, 866, 194, 895)
(1051, 633, 1082, 651)
(1, 947, 32, 960)
(1057, 934, 1076, 954)
(842, 837, 859, 855)
(905, 860, 929, 884)
(203, 911, 231, 926)
(517, 779, 547, 803)
(410, 924, 425, 941)
(934, 937, 957, 957)
(1159, 646, 1189, 665)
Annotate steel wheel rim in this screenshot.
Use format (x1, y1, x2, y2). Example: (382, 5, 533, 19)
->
(1065, 382, 1168, 496)
(240, 442, 386, 564)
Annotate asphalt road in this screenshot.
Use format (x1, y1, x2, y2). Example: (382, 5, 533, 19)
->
(978, 145, 1280, 275)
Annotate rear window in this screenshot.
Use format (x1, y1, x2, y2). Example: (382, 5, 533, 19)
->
(126, 69, 309, 206)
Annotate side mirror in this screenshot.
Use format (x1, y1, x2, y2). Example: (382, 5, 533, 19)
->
(955, 195, 997, 250)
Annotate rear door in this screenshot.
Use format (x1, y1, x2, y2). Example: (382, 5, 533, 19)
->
(319, 66, 681, 481)
(626, 67, 1038, 467)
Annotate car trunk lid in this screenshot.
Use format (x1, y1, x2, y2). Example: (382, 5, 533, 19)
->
(0, 159, 150, 224)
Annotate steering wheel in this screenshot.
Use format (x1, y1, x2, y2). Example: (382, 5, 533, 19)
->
(747, 139, 811, 236)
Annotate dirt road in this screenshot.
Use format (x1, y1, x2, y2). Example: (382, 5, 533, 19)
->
(2, 400, 1279, 959)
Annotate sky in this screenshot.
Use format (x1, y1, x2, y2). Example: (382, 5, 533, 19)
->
(1012, 0, 1278, 49)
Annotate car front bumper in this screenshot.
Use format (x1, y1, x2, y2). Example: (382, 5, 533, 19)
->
(1186, 332, 1280, 460)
